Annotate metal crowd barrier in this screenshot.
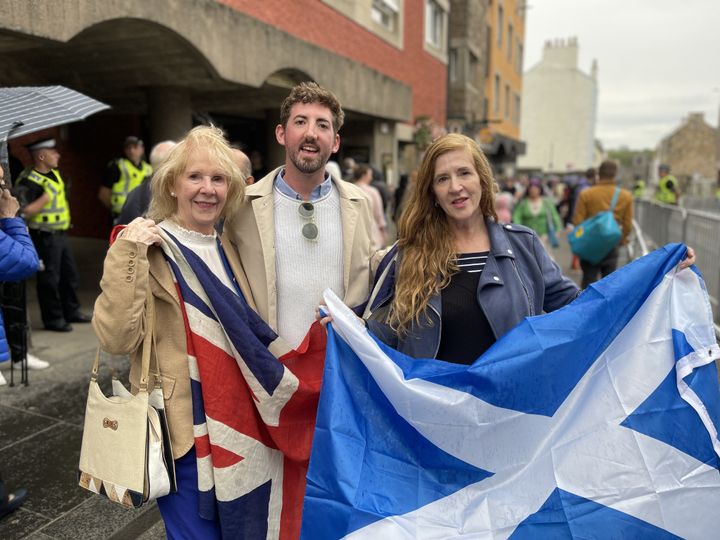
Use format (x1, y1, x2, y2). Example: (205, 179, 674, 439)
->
(634, 199, 720, 330)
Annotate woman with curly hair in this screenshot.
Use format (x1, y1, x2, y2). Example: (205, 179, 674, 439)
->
(362, 133, 581, 363)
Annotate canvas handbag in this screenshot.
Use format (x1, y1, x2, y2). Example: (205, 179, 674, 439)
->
(78, 289, 175, 508)
(568, 186, 622, 265)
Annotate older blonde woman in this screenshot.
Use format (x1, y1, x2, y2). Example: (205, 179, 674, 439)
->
(92, 126, 249, 538)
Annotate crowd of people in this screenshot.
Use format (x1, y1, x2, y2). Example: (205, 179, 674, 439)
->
(0, 81, 695, 533)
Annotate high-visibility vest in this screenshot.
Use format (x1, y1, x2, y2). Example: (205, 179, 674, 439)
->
(633, 180, 646, 198)
(111, 158, 152, 215)
(22, 169, 71, 231)
(655, 175, 677, 204)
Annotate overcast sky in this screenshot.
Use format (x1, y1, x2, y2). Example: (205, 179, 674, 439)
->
(523, 0, 720, 150)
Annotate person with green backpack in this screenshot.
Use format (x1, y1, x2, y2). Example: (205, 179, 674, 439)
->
(571, 160, 633, 288)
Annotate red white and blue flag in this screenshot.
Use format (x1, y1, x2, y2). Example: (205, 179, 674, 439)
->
(160, 229, 325, 539)
(303, 244, 720, 539)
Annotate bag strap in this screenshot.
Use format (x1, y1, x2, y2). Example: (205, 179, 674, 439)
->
(544, 201, 555, 232)
(609, 186, 621, 211)
(91, 285, 155, 391)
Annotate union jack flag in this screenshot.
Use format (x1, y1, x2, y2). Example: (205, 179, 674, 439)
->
(160, 229, 326, 539)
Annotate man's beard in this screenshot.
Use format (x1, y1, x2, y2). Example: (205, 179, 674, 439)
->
(288, 146, 327, 175)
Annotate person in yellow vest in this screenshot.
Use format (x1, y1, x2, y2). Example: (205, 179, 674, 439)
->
(655, 164, 679, 204)
(632, 175, 646, 198)
(15, 138, 90, 332)
(98, 136, 152, 221)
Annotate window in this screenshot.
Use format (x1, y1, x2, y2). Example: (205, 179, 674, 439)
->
(497, 5, 504, 47)
(485, 25, 492, 77)
(494, 74, 500, 114)
(425, 0, 447, 49)
(371, 0, 399, 31)
(514, 94, 521, 125)
(507, 23, 513, 61)
(469, 49, 479, 86)
(516, 41, 523, 73)
(449, 47, 459, 83)
(504, 83, 510, 118)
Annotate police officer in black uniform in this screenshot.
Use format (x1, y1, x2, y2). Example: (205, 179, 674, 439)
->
(15, 138, 90, 332)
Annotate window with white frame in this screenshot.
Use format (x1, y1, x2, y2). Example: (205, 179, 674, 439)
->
(425, 0, 447, 49)
(371, 0, 399, 32)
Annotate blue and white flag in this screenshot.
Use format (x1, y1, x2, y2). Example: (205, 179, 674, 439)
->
(301, 244, 720, 539)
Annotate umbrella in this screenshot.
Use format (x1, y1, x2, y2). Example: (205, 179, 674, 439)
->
(0, 85, 110, 141)
(0, 86, 111, 184)
(0, 86, 110, 386)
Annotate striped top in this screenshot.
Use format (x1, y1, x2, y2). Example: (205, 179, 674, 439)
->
(456, 252, 489, 273)
(437, 251, 494, 364)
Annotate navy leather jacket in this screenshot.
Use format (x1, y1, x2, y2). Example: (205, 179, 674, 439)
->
(364, 219, 580, 359)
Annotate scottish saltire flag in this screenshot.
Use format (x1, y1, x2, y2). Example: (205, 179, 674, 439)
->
(302, 244, 720, 539)
(159, 230, 325, 539)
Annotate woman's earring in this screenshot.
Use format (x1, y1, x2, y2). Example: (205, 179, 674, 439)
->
(170, 192, 176, 197)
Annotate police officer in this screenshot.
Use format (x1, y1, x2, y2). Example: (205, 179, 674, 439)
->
(632, 175, 646, 199)
(98, 136, 152, 221)
(655, 164, 679, 205)
(15, 138, 90, 332)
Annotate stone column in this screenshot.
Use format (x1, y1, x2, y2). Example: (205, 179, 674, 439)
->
(148, 87, 192, 144)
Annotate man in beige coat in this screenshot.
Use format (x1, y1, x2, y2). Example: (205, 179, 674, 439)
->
(224, 82, 374, 348)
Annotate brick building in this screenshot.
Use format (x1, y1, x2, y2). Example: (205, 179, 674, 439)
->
(1, 0, 447, 238)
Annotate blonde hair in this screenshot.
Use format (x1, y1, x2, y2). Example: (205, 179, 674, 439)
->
(390, 133, 497, 334)
(147, 125, 245, 223)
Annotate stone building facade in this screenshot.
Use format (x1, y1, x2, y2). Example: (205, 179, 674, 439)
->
(655, 112, 719, 196)
(517, 37, 597, 174)
(1, 0, 447, 237)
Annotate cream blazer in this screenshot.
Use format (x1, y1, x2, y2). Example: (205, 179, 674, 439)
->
(223, 166, 375, 331)
(92, 233, 255, 460)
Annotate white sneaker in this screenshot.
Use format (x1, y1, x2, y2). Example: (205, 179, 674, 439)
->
(26, 354, 49, 370)
(0, 371, 6, 385)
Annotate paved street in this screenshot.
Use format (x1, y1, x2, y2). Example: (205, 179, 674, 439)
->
(0, 232, 582, 539)
(0, 238, 165, 540)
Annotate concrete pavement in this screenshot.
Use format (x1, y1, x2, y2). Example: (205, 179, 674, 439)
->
(0, 237, 165, 539)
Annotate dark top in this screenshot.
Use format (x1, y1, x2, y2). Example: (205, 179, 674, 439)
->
(436, 252, 494, 364)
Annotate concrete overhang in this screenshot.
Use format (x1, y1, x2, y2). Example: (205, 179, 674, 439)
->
(1, 0, 412, 122)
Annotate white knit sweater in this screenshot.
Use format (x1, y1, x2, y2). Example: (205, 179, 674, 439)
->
(273, 186, 344, 348)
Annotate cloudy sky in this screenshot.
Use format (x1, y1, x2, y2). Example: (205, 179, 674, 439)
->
(523, 0, 720, 150)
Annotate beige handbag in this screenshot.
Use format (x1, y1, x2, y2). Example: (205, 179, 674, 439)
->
(78, 289, 175, 508)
